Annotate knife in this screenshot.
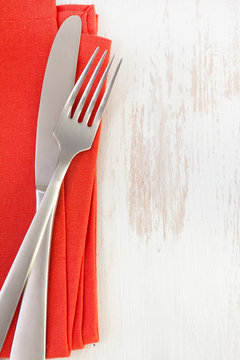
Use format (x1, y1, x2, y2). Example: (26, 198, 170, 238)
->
(3, 16, 81, 358)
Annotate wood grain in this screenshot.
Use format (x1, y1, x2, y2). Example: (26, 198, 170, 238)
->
(57, 0, 240, 359)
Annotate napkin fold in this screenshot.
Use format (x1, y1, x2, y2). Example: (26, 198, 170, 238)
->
(0, 1, 111, 358)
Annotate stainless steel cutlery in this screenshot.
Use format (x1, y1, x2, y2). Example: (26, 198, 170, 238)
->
(10, 16, 82, 360)
(0, 15, 121, 356)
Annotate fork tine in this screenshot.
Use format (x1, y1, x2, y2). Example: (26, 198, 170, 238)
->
(72, 50, 107, 121)
(91, 59, 122, 133)
(64, 47, 99, 114)
(82, 55, 115, 125)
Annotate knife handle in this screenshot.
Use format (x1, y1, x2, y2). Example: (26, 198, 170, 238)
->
(0, 152, 70, 351)
(10, 192, 57, 360)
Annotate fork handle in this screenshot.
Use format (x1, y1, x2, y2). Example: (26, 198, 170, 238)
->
(10, 193, 57, 360)
(0, 152, 71, 351)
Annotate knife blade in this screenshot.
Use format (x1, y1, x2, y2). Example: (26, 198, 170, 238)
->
(7, 16, 82, 359)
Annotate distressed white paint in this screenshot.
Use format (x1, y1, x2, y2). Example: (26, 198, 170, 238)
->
(23, 0, 240, 359)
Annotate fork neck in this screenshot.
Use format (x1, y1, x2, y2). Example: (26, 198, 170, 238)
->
(58, 149, 73, 166)
(51, 151, 73, 189)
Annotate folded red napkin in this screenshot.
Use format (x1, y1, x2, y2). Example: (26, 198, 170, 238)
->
(0, 1, 111, 358)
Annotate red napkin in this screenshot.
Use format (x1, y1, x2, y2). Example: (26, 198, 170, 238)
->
(0, 1, 111, 358)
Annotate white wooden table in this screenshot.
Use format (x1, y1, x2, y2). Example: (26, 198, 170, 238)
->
(55, 1, 240, 359)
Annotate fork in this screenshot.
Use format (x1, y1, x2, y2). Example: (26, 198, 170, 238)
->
(0, 48, 122, 351)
